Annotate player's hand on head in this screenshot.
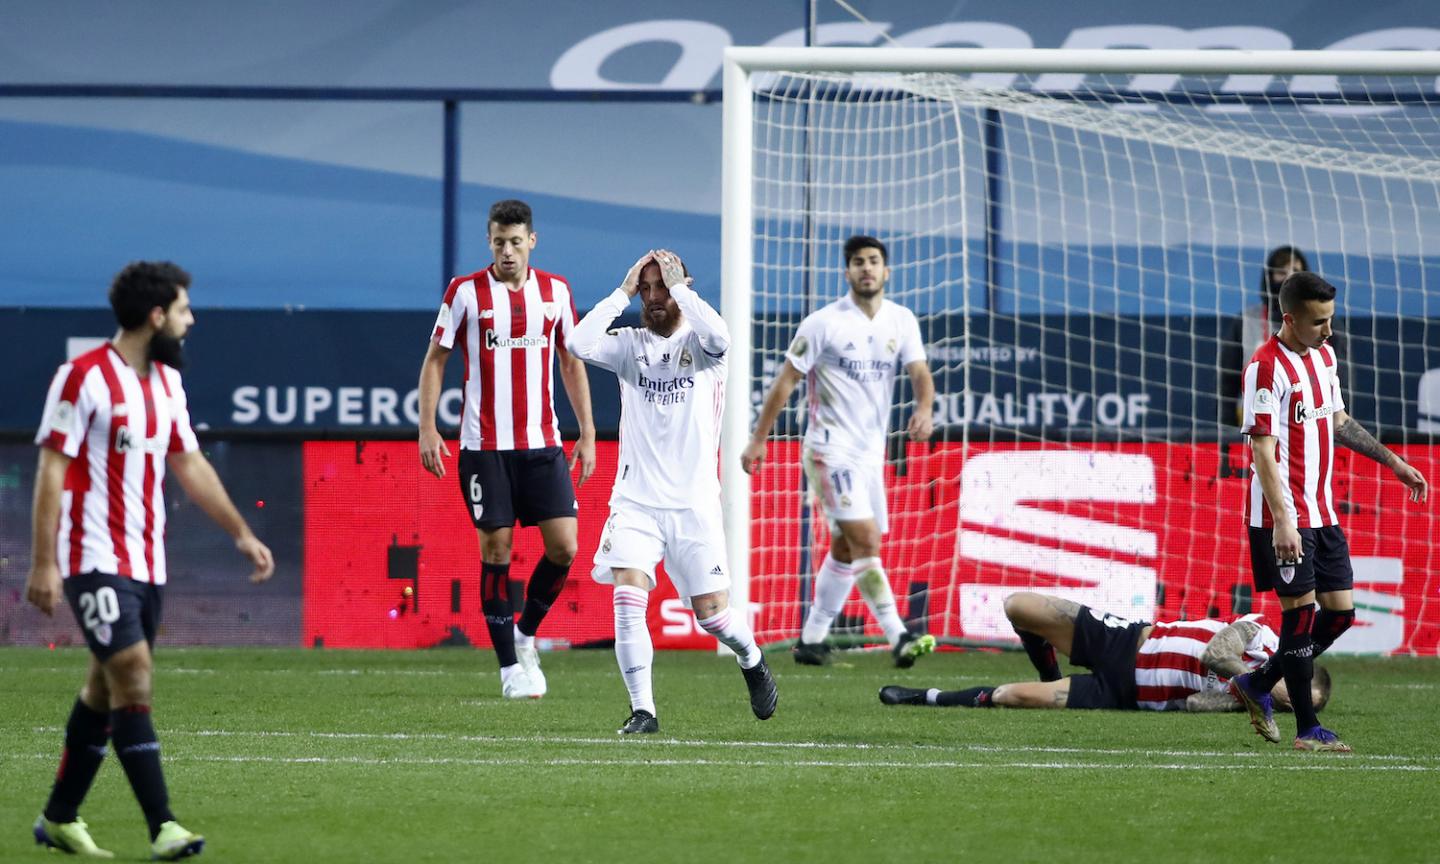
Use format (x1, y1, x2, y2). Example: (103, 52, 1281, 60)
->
(621, 252, 654, 298)
(907, 410, 934, 442)
(740, 441, 766, 474)
(24, 563, 62, 616)
(237, 535, 275, 583)
(419, 430, 451, 479)
(654, 249, 686, 289)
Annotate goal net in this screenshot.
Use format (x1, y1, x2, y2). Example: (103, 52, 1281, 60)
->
(720, 49, 1440, 657)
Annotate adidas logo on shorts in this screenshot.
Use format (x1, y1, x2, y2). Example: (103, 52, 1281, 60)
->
(710, 565, 724, 575)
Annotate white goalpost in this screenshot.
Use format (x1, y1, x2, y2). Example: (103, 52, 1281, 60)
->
(721, 48, 1440, 656)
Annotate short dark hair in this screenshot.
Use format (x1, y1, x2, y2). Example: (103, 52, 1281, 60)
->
(488, 199, 533, 232)
(109, 261, 191, 331)
(1313, 663, 1332, 712)
(1279, 271, 1337, 313)
(843, 234, 887, 265)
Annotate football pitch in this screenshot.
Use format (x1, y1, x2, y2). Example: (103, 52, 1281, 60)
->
(4, 647, 1437, 863)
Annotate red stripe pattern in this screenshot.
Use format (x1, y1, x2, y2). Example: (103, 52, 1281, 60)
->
(1134, 615, 1277, 710)
(430, 266, 573, 451)
(33, 345, 200, 584)
(1240, 336, 1344, 528)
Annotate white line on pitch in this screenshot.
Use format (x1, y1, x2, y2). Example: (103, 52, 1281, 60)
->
(12, 752, 1435, 772)
(25, 725, 1439, 764)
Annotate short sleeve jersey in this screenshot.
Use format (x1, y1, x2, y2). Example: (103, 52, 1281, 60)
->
(784, 294, 926, 464)
(576, 321, 726, 510)
(1134, 614, 1277, 711)
(34, 344, 200, 583)
(431, 266, 578, 451)
(1241, 337, 1345, 528)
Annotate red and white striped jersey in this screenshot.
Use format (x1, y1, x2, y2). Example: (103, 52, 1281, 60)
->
(431, 266, 577, 451)
(1134, 614, 1276, 711)
(1241, 336, 1345, 528)
(34, 344, 200, 584)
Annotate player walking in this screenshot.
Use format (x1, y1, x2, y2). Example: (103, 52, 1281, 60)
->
(568, 250, 777, 733)
(1229, 272, 1427, 751)
(741, 235, 937, 667)
(27, 261, 275, 860)
(418, 199, 597, 698)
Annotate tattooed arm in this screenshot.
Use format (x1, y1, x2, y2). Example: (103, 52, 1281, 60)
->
(1199, 620, 1261, 679)
(1182, 621, 1263, 713)
(1334, 411, 1429, 503)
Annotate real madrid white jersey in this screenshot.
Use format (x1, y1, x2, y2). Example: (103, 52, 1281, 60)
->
(784, 294, 926, 465)
(567, 281, 727, 510)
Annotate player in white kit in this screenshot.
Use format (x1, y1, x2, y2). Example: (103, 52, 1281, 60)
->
(568, 250, 777, 734)
(742, 235, 937, 668)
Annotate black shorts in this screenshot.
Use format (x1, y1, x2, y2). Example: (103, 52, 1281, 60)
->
(62, 572, 163, 661)
(1248, 525, 1354, 598)
(1065, 606, 1148, 710)
(458, 447, 578, 530)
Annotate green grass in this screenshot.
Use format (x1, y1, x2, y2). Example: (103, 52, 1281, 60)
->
(3, 647, 1437, 863)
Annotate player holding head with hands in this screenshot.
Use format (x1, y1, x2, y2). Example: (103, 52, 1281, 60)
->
(741, 235, 937, 667)
(27, 260, 275, 860)
(1230, 271, 1426, 752)
(568, 249, 777, 733)
(418, 199, 597, 699)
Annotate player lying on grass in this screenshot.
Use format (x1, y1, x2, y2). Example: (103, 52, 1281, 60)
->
(879, 592, 1328, 732)
(567, 249, 777, 734)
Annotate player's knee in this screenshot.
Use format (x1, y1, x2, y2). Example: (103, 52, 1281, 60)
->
(1003, 592, 1040, 624)
(544, 542, 578, 567)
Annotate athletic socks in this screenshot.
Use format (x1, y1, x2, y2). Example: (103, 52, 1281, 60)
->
(1016, 630, 1063, 682)
(110, 705, 174, 841)
(800, 554, 857, 645)
(1277, 605, 1319, 734)
(518, 555, 570, 638)
(42, 698, 110, 824)
(1312, 607, 1355, 658)
(853, 556, 908, 647)
(696, 607, 763, 669)
(481, 562, 518, 668)
(935, 687, 997, 707)
(613, 585, 655, 715)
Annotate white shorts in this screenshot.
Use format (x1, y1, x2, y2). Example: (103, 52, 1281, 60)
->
(591, 500, 731, 606)
(803, 448, 889, 535)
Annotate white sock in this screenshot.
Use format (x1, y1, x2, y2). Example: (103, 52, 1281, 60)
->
(514, 626, 534, 651)
(613, 585, 655, 715)
(853, 556, 908, 646)
(926, 688, 941, 706)
(800, 553, 857, 645)
(696, 606, 763, 669)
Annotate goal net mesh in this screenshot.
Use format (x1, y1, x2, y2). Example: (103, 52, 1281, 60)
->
(743, 66, 1440, 655)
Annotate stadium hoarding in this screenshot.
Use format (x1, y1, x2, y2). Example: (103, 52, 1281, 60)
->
(2, 436, 1434, 654)
(1, 309, 1433, 436)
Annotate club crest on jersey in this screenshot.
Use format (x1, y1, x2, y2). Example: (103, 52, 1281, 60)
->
(679, 349, 692, 368)
(886, 338, 897, 354)
(542, 301, 561, 321)
(602, 538, 612, 554)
